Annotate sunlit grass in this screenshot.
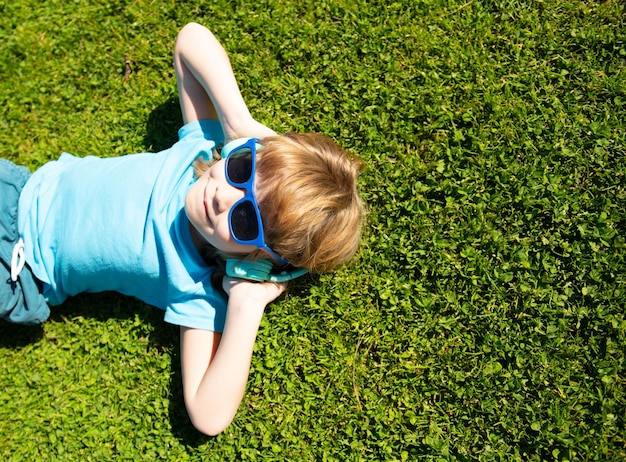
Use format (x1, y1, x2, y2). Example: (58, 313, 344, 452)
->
(1, 0, 624, 460)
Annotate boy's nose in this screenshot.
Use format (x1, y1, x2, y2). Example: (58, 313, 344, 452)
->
(216, 183, 246, 213)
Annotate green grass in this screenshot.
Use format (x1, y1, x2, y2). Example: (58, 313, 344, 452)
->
(1, 0, 625, 460)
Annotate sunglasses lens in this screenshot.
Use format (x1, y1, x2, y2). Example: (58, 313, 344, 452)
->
(226, 150, 253, 185)
(230, 200, 259, 242)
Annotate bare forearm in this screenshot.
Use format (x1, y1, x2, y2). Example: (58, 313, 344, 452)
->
(174, 22, 253, 138)
(181, 302, 264, 435)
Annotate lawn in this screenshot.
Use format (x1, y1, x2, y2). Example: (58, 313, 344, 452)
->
(1, 0, 624, 460)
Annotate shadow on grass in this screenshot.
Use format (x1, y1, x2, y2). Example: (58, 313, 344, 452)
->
(0, 276, 318, 448)
(0, 291, 211, 445)
(0, 320, 44, 347)
(143, 96, 184, 152)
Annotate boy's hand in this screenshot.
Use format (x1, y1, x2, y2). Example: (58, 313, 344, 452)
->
(225, 118, 277, 142)
(222, 276, 287, 308)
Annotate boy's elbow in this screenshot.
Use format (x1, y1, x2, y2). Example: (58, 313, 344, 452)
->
(179, 22, 212, 41)
(181, 21, 205, 33)
(193, 420, 231, 437)
(183, 387, 242, 436)
(189, 411, 235, 437)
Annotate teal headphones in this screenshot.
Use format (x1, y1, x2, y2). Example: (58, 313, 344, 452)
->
(222, 137, 308, 283)
(225, 258, 308, 283)
(221, 136, 263, 159)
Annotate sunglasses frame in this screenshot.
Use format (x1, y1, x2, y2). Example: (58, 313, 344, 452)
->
(224, 138, 288, 265)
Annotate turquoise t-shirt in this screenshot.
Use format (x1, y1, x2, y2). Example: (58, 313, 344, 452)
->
(18, 120, 228, 332)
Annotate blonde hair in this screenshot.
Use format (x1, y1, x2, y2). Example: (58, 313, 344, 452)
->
(194, 132, 365, 273)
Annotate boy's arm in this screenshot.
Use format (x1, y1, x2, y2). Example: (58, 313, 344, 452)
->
(173, 22, 276, 140)
(179, 278, 285, 436)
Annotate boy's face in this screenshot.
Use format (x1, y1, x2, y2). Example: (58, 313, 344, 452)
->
(185, 159, 258, 256)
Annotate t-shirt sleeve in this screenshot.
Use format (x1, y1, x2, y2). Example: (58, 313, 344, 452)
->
(164, 294, 228, 332)
(178, 120, 225, 146)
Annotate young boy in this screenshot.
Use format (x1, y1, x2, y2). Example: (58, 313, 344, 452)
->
(1, 22, 364, 435)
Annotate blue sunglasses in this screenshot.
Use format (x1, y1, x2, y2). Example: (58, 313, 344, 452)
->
(222, 137, 288, 265)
